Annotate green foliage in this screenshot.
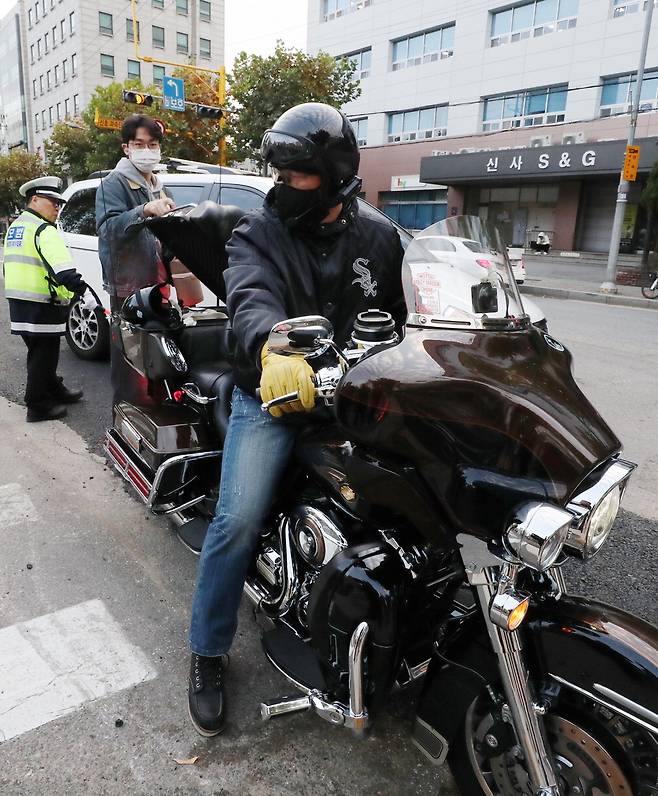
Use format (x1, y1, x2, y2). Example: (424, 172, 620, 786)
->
(44, 122, 93, 182)
(0, 150, 45, 218)
(226, 41, 361, 166)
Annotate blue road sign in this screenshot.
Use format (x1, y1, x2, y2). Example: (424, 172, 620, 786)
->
(163, 77, 185, 112)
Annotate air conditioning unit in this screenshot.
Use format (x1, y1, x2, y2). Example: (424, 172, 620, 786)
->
(562, 132, 585, 145)
(529, 135, 551, 147)
(431, 150, 449, 156)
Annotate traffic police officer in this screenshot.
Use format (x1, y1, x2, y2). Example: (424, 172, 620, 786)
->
(3, 176, 86, 422)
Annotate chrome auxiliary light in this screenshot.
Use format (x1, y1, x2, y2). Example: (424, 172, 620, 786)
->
(505, 501, 573, 571)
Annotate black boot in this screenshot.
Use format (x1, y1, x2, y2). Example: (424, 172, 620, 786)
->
(26, 403, 68, 423)
(188, 653, 227, 736)
(55, 377, 83, 403)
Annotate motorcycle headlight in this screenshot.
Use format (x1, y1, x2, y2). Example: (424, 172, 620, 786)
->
(505, 502, 573, 571)
(566, 460, 635, 559)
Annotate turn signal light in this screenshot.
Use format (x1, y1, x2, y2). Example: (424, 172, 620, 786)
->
(507, 597, 530, 631)
(476, 258, 492, 268)
(490, 590, 530, 631)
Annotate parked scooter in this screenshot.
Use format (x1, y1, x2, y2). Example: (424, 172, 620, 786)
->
(105, 207, 658, 795)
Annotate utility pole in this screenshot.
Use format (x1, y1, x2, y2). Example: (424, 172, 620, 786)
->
(601, 0, 655, 293)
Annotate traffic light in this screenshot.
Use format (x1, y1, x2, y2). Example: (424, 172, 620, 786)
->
(196, 104, 223, 119)
(122, 90, 154, 107)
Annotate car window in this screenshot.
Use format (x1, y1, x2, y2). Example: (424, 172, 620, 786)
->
(59, 187, 97, 236)
(219, 186, 265, 212)
(462, 239, 487, 254)
(422, 237, 456, 253)
(164, 184, 207, 207)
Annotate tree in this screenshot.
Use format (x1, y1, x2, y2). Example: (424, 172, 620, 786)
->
(0, 150, 45, 219)
(226, 41, 361, 168)
(640, 160, 658, 271)
(44, 122, 93, 182)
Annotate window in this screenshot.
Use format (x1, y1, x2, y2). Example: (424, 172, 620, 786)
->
(60, 19, 65, 39)
(126, 18, 140, 41)
(200, 37, 211, 59)
(71, 52, 77, 74)
(387, 105, 448, 142)
(167, 185, 207, 206)
(73, 94, 79, 114)
(379, 189, 447, 231)
(37, 38, 41, 58)
(99, 11, 113, 36)
(39, 74, 44, 94)
(152, 0, 164, 8)
(482, 84, 567, 131)
(153, 64, 165, 86)
(56, 102, 61, 120)
(62, 57, 68, 80)
(127, 59, 140, 79)
(200, 0, 211, 21)
(34, 2, 39, 22)
(323, 0, 372, 23)
(339, 47, 371, 79)
(35, 113, 39, 132)
(177, 31, 189, 53)
(46, 69, 51, 89)
(48, 106, 53, 127)
(44, 31, 49, 51)
(152, 25, 165, 48)
(600, 69, 658, 115)
(32, 79, 37, 98)
(52, 25, 57, 46)
(54, 64, 59, 84)
(392, 25, 455, 70)
(30, 44, 35, 64)
(350, 117, 368, 146)
(28, 8, 33, 26)
(64, 97, 70, 117)
(490, 0, 578, 47)
(41, 109, 46, 128)
(176, 0, 189, 14)
(219, 186, 264, 212)
(59, 187, 98, 236)
(100, 53, 114, 76)
(69, 10, 74, 34)
(612, 0, 656, 18)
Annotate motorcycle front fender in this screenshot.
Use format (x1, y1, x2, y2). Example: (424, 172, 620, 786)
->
(413, 594, 658, 765)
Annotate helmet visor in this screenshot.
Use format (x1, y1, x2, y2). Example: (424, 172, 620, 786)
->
(260, 130, 316, 167)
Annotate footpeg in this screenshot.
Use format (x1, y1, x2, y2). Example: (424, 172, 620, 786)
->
(260, 695, 311, 721)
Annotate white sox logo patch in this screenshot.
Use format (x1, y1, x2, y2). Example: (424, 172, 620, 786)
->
(352, 258, 377, 298)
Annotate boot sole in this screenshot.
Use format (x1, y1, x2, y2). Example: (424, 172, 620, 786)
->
(187, 701, 225, 737)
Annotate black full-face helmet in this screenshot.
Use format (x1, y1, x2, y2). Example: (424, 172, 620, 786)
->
(120, 285, 183, 331)
(260, 102, 362, 205)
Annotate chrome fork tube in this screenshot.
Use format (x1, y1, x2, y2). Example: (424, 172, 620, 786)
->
(473, 568, 560, 796)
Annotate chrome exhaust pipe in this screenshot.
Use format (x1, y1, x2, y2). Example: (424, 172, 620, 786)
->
(347, 621, 369, 736)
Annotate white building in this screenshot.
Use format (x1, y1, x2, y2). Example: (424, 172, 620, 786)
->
(12, 0, 224, 154)
(307, 0, 658, 252)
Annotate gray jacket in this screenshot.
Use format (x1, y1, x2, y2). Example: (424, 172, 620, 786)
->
(95, 158, 167, 297)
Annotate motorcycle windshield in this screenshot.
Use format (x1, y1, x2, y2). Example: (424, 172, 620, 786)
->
(402, 215, 528, 330)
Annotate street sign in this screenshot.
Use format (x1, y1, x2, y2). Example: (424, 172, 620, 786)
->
(94, 109, 122, 130)
(163, 77, 185, 112)
(623, 145, 640, 181)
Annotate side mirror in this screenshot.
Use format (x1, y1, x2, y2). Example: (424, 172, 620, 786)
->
(471, 281, 499, 314)
(268, 316, 334, 357)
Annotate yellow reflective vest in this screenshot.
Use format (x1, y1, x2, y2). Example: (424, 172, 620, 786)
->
(3, 210, 74, 305)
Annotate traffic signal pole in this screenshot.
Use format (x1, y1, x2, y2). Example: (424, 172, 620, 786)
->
(601, 0, 654, 293)
(129, 0, 227, 164)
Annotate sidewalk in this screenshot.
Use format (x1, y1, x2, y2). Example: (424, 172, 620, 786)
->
(520, 255, 658, 310)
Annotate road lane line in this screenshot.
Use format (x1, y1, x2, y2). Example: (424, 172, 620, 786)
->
(0, 599, 157, 742)
(0, 483, 38, 528)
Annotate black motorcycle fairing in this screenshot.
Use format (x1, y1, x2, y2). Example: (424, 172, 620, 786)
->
(415, 593, 658, 755)
(307, 541, 407, 713)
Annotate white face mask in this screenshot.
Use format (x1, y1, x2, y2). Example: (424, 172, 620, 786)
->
(128, 146, 161, 173)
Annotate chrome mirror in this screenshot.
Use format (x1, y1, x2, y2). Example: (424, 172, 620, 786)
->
(267, 316, 334, 358)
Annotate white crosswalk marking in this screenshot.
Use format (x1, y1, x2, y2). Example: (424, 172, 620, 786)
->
(0, 599, 157, 742)
(0, 482, 38, 528)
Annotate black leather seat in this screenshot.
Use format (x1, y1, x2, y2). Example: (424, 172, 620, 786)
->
(186, 361, 234, 442)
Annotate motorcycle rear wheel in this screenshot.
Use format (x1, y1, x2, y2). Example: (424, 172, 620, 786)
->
(447, 689, 658, 795)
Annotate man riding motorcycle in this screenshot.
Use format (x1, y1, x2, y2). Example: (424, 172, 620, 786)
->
(186, 102, 406, 736)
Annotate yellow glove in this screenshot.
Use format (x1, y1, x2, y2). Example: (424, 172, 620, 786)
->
(260, 347, 316, 418)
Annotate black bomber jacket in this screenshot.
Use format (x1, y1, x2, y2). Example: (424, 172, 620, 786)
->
(224, 190, 406, 396)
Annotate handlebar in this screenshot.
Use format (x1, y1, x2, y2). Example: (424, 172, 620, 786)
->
(257, 365, 345, 412)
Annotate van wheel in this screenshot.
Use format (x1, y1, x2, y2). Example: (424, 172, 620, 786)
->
(65, 298, 110, 360)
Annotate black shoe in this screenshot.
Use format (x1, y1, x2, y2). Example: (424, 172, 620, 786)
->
(188, 653, 227, 736)
(56, 377, 83, 403)
(26, 403, 68, 423)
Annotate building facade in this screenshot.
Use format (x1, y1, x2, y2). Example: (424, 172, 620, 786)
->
(307, 0, 658, 251)
(0, 1, 33, 152)
(10, 0, 224, 154)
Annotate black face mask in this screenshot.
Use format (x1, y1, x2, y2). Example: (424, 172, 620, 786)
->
(273, 183, 330, 231)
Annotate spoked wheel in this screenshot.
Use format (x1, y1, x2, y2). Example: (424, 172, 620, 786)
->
(641, 274, 658, 299)
(448, 690, 658, 795)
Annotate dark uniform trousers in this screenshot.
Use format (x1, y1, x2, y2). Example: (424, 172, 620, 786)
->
(21, 334, 61, 408)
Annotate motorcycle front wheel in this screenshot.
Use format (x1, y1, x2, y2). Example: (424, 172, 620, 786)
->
(448, 689, 658, 795)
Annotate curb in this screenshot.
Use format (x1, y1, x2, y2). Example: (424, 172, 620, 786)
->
(520, 284, 658, 311)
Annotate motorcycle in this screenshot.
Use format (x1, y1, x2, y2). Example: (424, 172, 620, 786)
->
(105, 206, 658, 795)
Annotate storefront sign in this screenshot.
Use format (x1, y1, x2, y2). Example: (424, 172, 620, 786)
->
(420, 138, 658, 185)
(623, 145, 640, 181)
(390, 174, 444, 191)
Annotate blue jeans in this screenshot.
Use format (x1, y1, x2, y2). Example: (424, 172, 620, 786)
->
(189, 387, 298, 656)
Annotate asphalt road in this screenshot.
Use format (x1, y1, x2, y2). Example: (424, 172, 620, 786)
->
(0, 296, 656, 795)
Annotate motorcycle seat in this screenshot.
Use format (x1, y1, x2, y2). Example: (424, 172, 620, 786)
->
(186, 361, 234, 442)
